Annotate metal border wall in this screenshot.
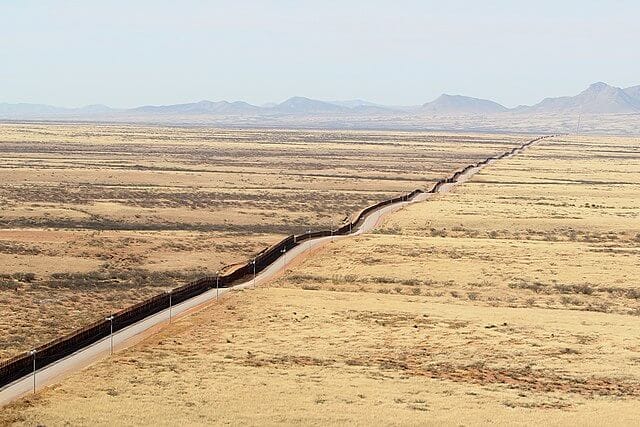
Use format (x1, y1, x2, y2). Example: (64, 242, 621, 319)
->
(0, 136, 551, 389)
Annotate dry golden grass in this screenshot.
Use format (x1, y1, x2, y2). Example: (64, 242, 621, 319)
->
(2, 288, 639, 426)
(0, 124, 520, 360)
(3, 134, 639, 424)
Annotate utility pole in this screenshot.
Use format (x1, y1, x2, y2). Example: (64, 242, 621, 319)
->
(166, 290, 173, 323)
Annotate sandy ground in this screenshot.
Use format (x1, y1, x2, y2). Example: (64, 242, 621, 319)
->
(2, 134, 639, 424)
(0, 124, 521, 360)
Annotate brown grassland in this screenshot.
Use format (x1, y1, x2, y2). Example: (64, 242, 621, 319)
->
(2, 134, 638, 425)
(0, 124, 520, 360)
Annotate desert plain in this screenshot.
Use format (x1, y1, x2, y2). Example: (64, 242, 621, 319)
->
(1, 130, 638, 425)
(0, 124, 519, 360)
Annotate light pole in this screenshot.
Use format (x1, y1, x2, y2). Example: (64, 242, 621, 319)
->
(106, 315, 114, 355)
(166, 290, 173, 323)
(252, 258, 257, 288)
(28, 349, 36, 393)
(281, 248, 287, 270)
(216, 271, 220, 301)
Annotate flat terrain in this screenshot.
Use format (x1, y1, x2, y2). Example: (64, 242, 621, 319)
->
(0, 124, 520, 360)
(3, 135, 638, 424)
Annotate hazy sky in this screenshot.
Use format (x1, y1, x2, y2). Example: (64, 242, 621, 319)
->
(1, 0, 639, 108)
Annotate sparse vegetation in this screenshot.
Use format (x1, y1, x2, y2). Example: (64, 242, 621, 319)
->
(3, 133, 639, 424)
(0, 124, 519, 361)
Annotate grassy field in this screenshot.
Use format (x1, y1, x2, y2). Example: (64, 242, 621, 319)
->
(3, 134, 638, 424)
(0, 124, 521, 360)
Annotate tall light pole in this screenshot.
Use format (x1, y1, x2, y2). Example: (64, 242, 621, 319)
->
(106, 315, 114, 355)
(216, 271, 220, 301)
(29, 349, 36, 393)
(252, 258, 257, 288)
(281, 248, 287, 270)
(166, 290, 173, 324)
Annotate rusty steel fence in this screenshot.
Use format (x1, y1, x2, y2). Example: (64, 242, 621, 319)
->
(0, 136, 552, 389)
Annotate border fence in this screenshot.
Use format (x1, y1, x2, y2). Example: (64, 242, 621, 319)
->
(0, 136, 552, 389)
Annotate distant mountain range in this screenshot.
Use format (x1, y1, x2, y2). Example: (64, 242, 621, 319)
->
(422, 94, 507, 114)
(1, 82, 639, 121)
(512, 82, 640, 114)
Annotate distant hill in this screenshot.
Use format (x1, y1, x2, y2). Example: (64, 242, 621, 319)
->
(0, 103, 67, 116)
(515, 82, 640, 114)
(77, 104, 116, 114)
(0, 103, 117, 117)
(329, 99, 384, 108)
(270, 97, 348, 114)
(131, 100, 260, 115)
(624, 85, 640, 103)
(422, 94, 507, 114)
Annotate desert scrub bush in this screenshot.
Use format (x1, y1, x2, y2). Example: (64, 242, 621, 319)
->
(509, 279, 547, 293)
(13, 272, 36, 283)
(628, 307, 640, 316)
(372, 225, 402, 235)
(0, 242, 42, 255)
(559, 295, 583, 306)
(47, 268, 206, 290)
(331, 275, 344, 286)
(429, 228, 447, 237)
(283, 273, 323, 284)
(371, 276, 397, 284)
(554, 283, 594, 295)
(468, 279, 493, 288)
